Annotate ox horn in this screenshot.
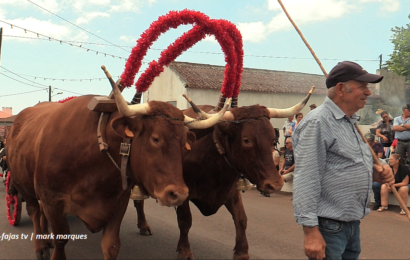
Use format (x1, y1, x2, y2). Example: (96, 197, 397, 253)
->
(268, 86, 315, 118)
(182, 94, 235, 122)
(111, 79, 150, 117)
(184, 98, 232, 129)
(102, 65, 150, 117)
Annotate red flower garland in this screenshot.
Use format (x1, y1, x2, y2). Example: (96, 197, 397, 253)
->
(121, 10, 211, 88)
(120, 10, 243, 98)
(216, 20, 243, 98)
(57, 96, 76, 103)
(5, 172, 18, 225)
(136, 19, 238, 97)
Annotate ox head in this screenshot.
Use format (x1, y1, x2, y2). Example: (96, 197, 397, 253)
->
(109, 81, 230, 207)
(190, 87, 314, 194)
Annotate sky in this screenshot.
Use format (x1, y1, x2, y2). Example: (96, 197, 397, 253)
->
(0, 0, 409, 114)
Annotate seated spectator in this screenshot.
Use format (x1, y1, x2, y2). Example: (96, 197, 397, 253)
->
(288, 113, 303, 136)
(279, 138, 295, 183)
(376, 111, 394, 158)
(272, 147, 280, 171)
(377, 154, 410, 215)
(365, 132, 385, 159)
(391, 139, 398, 155)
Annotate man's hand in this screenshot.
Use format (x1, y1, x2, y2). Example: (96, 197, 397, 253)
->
(382, 136, 388, 142)
(373, 164, 394, 185)
(303, 226, 326, 260)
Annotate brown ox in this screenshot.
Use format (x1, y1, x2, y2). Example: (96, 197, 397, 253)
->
(6, 89, 229, 260)
(133, 92, 313, 260)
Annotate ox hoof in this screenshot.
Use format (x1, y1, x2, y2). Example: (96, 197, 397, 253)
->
(139, 227, 152, 236)
(35, 248, 51, 260)
(233, 253, 249, 260)
(177, 250, 194, 260)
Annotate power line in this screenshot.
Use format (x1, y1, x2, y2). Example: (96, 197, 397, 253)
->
(27, 0, 130, 53)
(0, 19, 131, 61)
(0, 66, 49, 87)
(53, 87, 83, 95)
(0, 65, 135, 82)
(0, 89, 46, 97)
(2, 34, 380, 62)
(0, 72, 48, 89)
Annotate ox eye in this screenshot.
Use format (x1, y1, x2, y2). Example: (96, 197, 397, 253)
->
(151, 137, 159, 144)
(243, 138, 250, 145)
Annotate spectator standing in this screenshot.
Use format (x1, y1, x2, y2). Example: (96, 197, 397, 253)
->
(377, 154, 409, 215)
(393, 104, 410, 164)
(292, 61, 394, 260)
(279, 138, 295, 183)
(309, 104, 317, 110)
(288, 113, 303, 136)
(371, 109, 393, 127)
(282, 116, 295, 142)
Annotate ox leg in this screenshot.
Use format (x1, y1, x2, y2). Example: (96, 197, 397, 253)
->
(25, 199, 51, 260)
(133, 200, 152, 235)
(176, 200, 194, 260)
(41, 203, 70, 260)
(101, 196, 129, 260)
(225, 191, 249, 260)
(39, 202, 54, 249)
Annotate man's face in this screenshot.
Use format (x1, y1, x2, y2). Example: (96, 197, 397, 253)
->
(288, 116, 294, 121)
(285, 140, 293, 150)
(342, 80, 371, 111)
(403, 108, 410, 117)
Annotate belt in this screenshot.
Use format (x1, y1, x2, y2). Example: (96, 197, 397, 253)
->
(398, 139, 410, 142)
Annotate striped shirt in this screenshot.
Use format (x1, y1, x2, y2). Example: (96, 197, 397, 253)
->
(292, 97, 373, 227)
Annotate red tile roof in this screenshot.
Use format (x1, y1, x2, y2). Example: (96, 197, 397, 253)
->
(169, 61, 380, 98)
(0, 111, 13, 119)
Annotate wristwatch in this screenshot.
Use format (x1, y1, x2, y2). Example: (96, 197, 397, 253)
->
(401, 123, 405, 127)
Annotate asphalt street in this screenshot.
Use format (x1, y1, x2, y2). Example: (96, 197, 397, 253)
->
(1, 186, 409, 259)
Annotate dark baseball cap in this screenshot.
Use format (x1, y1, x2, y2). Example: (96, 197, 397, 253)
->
(326, 61, 383, 88)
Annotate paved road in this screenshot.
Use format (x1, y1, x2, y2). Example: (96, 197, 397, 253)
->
(1, 186, 409, 259)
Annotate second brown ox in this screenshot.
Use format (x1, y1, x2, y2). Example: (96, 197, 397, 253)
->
(133, 88, 313, 260)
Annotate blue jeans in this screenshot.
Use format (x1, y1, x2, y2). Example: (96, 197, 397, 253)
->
(309, 218, 361, 260)
(372, 182, 410, 206)
(372, 182, 382, 206)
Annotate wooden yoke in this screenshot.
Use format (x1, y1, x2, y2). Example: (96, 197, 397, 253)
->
(277, 0, 410, 220)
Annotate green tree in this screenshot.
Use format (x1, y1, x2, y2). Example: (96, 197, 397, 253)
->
(384, 14, 410, 86)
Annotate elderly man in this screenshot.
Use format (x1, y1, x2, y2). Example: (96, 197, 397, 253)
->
(292, 61, 394, 260)
(393, 104, 410, 164)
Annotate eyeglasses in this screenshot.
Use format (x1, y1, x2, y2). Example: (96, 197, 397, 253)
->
(285, 142, 291, 144)
(382, 116, 389, 119)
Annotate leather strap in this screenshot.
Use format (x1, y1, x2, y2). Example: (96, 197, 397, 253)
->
(97, 112, 110, 151)
(120, 137, 132, 190)
(212, 126, 225, 155)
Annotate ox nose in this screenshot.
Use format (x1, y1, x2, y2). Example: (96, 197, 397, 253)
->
(261, 179, 284, 194)
(155, 185, 189, 207)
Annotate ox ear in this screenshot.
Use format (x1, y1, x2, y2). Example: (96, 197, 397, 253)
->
(185, 131, 196, 151)
(111, 117, 140, 139)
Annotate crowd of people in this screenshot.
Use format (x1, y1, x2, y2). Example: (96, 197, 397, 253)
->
(269, 61, 406, 260)
(370, 104, 410, 212)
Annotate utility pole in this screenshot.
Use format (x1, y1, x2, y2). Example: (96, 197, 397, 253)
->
(49, 86, 51, 101)
(378, 54, 382, 69)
